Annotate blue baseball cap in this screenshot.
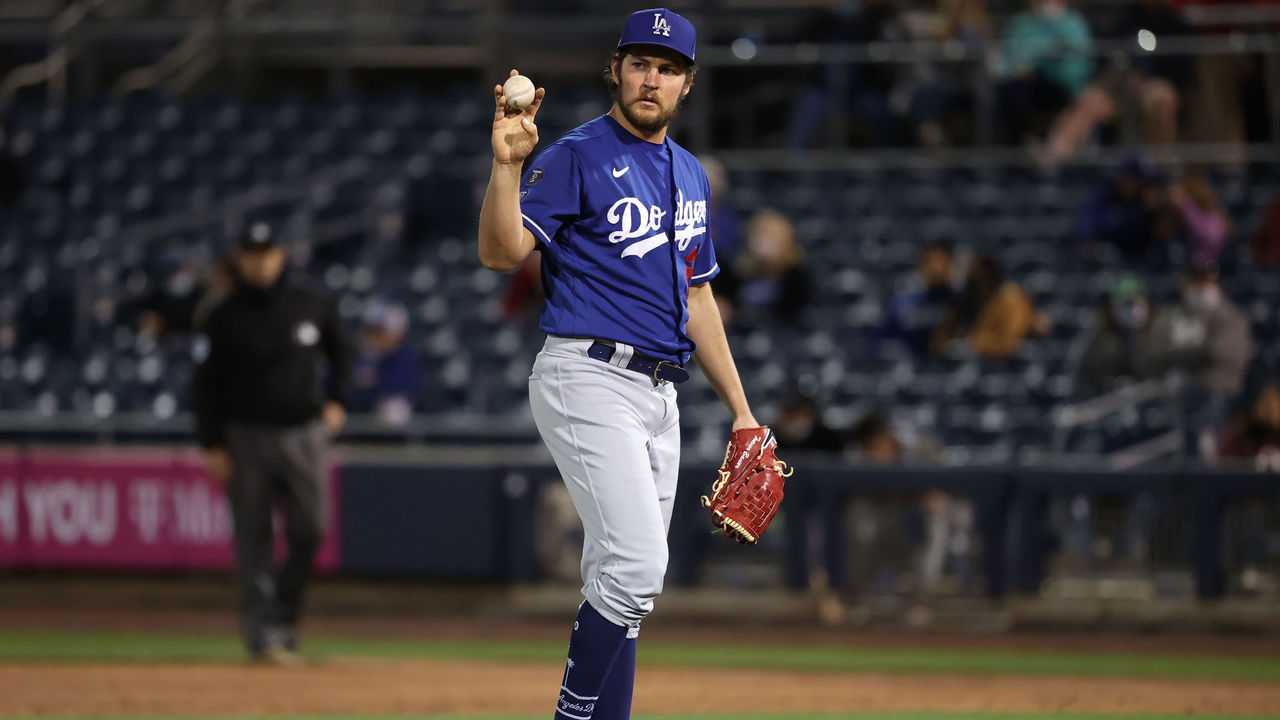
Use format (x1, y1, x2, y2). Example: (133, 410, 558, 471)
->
(617, 8, 696, 66)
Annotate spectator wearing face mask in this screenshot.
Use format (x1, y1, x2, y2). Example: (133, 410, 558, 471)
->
(1074, 274, 1156, 394)
(1141, 263, 1251, 458)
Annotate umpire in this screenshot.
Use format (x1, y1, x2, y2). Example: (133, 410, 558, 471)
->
(193, 222, 352, 664)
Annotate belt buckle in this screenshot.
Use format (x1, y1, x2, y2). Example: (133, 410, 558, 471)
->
(652, 360, 674, 384)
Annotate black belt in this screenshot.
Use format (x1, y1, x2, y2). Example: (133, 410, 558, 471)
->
(587, 340, 689, 384)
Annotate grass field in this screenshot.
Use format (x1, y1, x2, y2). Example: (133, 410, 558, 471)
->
(10, 707, 1280, 712)
(3, 629, 1280, 682)
(3, 629, 1279, 719)
(13, 715, 1280, 720)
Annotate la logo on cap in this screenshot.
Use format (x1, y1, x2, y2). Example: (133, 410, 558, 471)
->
(651, 12, 671, 36)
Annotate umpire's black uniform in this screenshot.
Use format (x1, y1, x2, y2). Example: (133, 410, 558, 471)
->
(192, 225, 352, 660)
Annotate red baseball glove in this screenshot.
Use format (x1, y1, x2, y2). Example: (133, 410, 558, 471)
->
(700, 426, 792, 544)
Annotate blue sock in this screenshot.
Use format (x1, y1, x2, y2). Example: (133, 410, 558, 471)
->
(555, 601, 627, 720)
(593, 637, 636, 720)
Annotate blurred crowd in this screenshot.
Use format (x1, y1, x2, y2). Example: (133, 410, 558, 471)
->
(770, 0, 1278, 154)
(0, 0, 1277, 606)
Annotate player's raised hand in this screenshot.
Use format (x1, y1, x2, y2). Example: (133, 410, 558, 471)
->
(492, 69, 545, 166)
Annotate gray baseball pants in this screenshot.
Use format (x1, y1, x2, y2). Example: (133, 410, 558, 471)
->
(529, 336, 681, 639)
(225, 419, 328, 654)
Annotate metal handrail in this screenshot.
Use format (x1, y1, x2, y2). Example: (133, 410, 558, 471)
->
(1050, 379, 1186, 466)
(112, 0, 269, 97)
(1108, 429, 1183, 471)
(1054, 380, 1166, 430)
(111, 157, 369, 250)
(0, 0, 107, 104)
(712, 142, 1280, 172)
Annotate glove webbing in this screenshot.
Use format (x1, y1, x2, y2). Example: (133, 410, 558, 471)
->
(700, 440, 793, 540)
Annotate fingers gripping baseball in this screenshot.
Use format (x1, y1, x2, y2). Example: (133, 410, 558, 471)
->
(491, 69, 545, 165)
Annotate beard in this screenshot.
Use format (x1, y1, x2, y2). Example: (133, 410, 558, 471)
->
(619, 92, 681, 134)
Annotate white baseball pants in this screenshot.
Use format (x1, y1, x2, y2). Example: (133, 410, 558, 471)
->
(529, 336, 681, 639)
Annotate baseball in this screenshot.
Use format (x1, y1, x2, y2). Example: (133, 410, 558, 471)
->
(503, 74, 536, 110)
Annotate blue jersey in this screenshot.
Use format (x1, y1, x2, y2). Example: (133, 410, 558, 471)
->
(519, 114, 718, 364)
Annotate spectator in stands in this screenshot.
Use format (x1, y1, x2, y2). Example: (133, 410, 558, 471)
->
(995, 0, 1095, 145)
(1249, 194, 1280, 267)
(848, 412, 964, 610)
(193, 255, 239, 331)
(773, 387, 846, 454)
(910, 0, 992, 146)
(1039, 0, 1193, 166)
(141, 252, 241, 344)
(932, 254, 1048, 361)
(138, 252, 203, 339)
(776, 387, 847, 617)
(1170, 171, 1232, 265)
(18, 286, 75, 354)
(1172, 0, 1275, 151)
(848, 411, 947, 466)
(0, 122, 26, 208)
(848, 411, 905, 463)
(0, 313, 13, 355)
(715, 208, 811, 326)
(1075, 274, 1157, 394)
(699, 155, 741, 262)
(501, 253, 543, 324)
(1075, 154, 1179, 264)
(1219, 383, 1280, 470)
(878, 239, 957, 359)
(1217, 382, 1280, 578)
(1141, 262, 1251, 457)
(352, 299, 420, 427)
(786, 0, 910, 148)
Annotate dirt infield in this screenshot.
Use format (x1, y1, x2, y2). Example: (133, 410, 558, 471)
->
(3, 589, 1280, 717)
(4, 659, 1280, 716)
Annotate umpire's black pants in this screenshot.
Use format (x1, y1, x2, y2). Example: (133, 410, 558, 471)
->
(225, 419, 328, 654)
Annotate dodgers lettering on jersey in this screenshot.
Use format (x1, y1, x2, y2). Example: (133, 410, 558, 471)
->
(519, 114, 719, 364)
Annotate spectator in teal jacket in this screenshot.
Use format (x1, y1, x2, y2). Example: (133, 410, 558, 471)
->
(996, 0, 1094, 144)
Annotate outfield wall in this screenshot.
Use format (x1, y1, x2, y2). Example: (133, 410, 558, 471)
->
(0, 445, 1275, 599)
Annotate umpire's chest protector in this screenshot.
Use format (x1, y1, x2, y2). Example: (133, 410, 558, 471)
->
(519, 114, 719, 364)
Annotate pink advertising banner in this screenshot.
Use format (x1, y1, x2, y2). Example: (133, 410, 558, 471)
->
(0, 447, 340, 572)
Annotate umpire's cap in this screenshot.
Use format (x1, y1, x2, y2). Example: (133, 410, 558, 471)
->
(238, 221, 277, 252)
(618, 8, 696, 66)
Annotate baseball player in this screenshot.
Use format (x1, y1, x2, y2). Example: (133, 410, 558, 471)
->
(479, 8, 783, 719)
(192, 223, 352, 665)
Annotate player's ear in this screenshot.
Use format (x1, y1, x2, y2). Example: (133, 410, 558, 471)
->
(681, 65, 697, 98)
